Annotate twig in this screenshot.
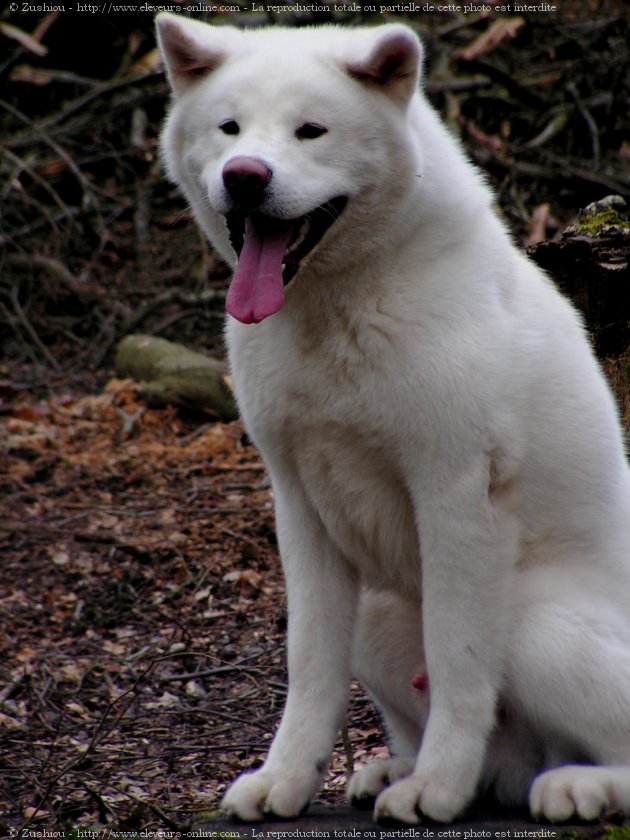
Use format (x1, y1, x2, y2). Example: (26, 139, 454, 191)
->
(1, 145, 73, 221)
(209, 707, 273, 734)
(0, 206, 80, 244)
(524, 109, 570, 150)
(539, 149, 629, 194)
(0, 99, 100, 214)
(0, 300, 41, 367)
(6, 71, 162, 146)
(6, 253, 87, 298)
(7, 287, 61, 370)
(219, 526, 262, 553)
(106, 782, 185, 832)
(426, 76, 492, 94)
(159, 651, 271, 683)
(31, 68, 102, 87)
(132, 107, 151, 272)
(83, 783, 118, 824)
(211, 462, 265, 472)
(17, 659, 159, 834)
(186, 742, 268, 752)
(566, 81, 601, 168)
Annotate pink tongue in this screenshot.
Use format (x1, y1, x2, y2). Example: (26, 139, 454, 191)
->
(226, 216, 295, 324)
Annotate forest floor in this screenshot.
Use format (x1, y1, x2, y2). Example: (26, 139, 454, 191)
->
(1, 1, 630, 836)
(1, 375, 389, 833)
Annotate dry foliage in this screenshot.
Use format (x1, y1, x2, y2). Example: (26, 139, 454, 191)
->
(0, 379, 384, 831)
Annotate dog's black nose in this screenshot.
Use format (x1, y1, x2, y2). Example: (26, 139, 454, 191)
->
(222, 156, 272, 208)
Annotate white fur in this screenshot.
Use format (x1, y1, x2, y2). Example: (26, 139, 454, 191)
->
(157, 16, 630, 825)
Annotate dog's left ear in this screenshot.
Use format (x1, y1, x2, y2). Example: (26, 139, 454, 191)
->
(347, 25, 422, 103)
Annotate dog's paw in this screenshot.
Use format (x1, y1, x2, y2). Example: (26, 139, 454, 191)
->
(530, 766, 630, 823)
(348, 758, 415, 807)
(374, 774, 470, 824)
(222, 768, 315, 821)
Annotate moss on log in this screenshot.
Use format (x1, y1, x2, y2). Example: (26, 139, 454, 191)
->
(115, 334, 237, 420)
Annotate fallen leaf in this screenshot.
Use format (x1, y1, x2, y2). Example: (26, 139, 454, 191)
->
(23, 806, 50, 820)
(52, 550, 70, 567)
(185, 680, 207, 699)
(0, 712, 27, 731)
(129, 47, 162, 75)
(147, 691, 180, 709)
(12, 403, 50, 422)
(223, 569, 262, 594)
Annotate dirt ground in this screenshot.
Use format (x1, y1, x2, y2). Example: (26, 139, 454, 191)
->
(1, 376, 387, 833)
(0, 380, 392, 830)
(3, 378, 629, 833)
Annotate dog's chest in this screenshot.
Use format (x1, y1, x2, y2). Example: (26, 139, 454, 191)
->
(293, 424, 420, 589)
(229, 318, 422, 590)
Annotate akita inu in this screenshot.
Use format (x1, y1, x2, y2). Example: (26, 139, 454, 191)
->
(157, 16, 630, 825)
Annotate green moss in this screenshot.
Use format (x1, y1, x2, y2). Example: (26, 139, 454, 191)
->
(573, 208, 629, 236)
(558, 825, 630, 840)
(569, 195, 630, 236)
(603, 825, 630, 840)
(593, 825, 630, 840)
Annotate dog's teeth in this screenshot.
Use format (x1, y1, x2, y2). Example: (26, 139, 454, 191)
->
(287, 219, 310, 255)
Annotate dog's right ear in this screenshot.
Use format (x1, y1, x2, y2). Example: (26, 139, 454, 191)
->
(156, 14, 232, 96)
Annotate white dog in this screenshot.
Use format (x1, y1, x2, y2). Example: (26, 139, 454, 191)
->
(156, 16, 630, 826)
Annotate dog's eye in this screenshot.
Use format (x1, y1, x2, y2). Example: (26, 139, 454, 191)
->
(295, 123, 328, 140)
(219, 119, 240, 136)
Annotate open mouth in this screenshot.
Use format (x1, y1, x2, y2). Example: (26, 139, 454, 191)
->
(224, 195, 347, 325)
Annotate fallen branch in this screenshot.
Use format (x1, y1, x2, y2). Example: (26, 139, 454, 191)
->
(115, 333, 237, 420)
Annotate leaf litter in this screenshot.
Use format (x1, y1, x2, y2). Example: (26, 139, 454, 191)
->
(0, 378, 382, 833)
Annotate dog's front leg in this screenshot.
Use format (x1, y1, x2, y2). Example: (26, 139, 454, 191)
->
(375, 454, 518, 824)
(222, 482, 357, 821)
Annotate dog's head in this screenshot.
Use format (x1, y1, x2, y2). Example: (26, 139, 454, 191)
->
(156, 17, 423, 324)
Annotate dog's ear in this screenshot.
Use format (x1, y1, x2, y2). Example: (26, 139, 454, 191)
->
(156, 14, 233, 96)
(347, 25, 422, 103)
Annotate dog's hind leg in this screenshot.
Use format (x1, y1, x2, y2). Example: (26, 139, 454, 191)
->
(530, 766, 630, 822)
(348, 590, 426, 805)
(503, 566, 630, 822)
